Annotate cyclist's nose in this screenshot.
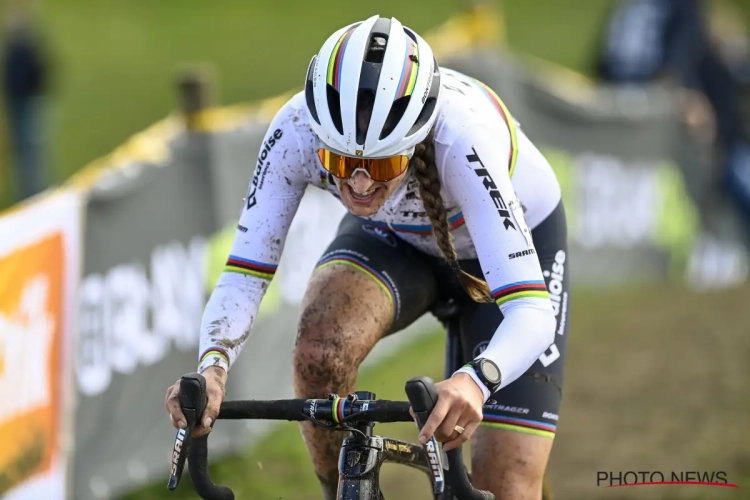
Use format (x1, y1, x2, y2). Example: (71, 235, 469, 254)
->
(349, 170, 375, 194)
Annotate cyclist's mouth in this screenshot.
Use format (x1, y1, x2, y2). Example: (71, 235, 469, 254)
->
(346, 185, 379, 205)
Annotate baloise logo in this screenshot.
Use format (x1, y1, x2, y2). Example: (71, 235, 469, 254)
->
(246, 128, 283, 210)
(467, 148, 516, 231)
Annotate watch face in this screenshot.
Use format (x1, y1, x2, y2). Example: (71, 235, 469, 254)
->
(480, 359, 501, 384)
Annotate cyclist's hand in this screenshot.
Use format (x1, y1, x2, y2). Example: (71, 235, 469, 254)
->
(164, 366, 227, 437)
(417, 373, 484, 451)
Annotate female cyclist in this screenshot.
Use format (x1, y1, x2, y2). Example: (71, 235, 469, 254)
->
(165, 15, 569, 500)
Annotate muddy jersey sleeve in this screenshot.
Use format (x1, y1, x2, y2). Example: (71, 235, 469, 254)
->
(197, 103, 309, 374)
(441, 124, 556, 398)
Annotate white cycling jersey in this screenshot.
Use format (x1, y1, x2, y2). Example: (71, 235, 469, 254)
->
(198, 68, 562, 397)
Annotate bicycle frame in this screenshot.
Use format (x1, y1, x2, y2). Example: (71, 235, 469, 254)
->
(337, 418, 439, 500)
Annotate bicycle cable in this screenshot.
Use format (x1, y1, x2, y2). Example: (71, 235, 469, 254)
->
(300, 412, 370, 439)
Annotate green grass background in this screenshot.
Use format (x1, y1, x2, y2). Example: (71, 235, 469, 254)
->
(0, 0, 640, 206)
(1, 0, 748, 498)
(2, 0, 749, 207)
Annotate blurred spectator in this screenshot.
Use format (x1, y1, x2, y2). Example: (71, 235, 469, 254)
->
(595, 0, 750, 235)
(2, 1, 50, 201)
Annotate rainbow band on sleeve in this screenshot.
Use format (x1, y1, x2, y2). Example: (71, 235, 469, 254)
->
(199, 347, 230, 367)
(481, 414, 556, 439)
(471, 78, 519, 178)
(491, 280, 549, 307)
(224, 255, 277, 280)
(314, 252, 399, 323)
(394, 37, 420, 100)
(356, 211, 464, 235)
(327, 27, 357, 91)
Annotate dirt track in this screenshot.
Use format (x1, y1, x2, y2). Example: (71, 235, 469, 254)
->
(378, 284, 750, 500)
(124, 284, 750, 500)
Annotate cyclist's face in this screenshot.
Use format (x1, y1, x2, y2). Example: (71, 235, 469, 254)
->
(333, 100, 410, 215)
(335, 167, 408, 216)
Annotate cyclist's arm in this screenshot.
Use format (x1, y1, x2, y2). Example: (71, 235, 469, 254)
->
(442, 124, 556, 400)
(197, 104, 309, 374)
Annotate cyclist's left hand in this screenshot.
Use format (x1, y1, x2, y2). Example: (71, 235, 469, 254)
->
(417, 373, 485, 451)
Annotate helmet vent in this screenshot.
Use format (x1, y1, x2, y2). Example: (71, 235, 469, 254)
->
(326, 85, 344, 135)
(365, 36, 387, 63)
(379, 96, 411, 140)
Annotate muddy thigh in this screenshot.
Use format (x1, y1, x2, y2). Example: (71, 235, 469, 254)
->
(292, 262, 393, 497)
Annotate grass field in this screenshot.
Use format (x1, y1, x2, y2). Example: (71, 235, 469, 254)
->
(3, 0, 750, 208)
(4, 0, 750, 208)
(1, 0, 622, 207)
(2, 1, 749, 499)
(124, 284, 750, 500)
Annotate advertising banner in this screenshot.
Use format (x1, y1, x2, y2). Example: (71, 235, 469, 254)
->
(0, 191, 82, 500)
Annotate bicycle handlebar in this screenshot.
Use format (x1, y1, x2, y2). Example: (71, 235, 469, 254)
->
(168, 372, 494, 500)
(405, 377, 495, 500)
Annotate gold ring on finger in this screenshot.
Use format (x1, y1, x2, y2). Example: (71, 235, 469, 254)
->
(454, 425, 465, 435)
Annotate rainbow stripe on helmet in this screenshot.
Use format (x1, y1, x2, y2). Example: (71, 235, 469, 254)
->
(327, 27, 357, 91)
(394, 37, 420, 100)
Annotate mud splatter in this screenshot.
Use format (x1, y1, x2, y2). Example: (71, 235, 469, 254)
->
(214, 325, 252, 350)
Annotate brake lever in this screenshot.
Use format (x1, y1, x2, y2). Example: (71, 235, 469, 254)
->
(167, 372, 208, 490)
(405, 377, 446, 496)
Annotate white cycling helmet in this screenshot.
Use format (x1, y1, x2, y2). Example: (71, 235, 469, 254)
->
(304, 15, 442, 158)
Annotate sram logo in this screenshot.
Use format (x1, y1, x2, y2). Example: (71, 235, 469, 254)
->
(509, 249, 536, 259)
(425, 439, 443, 479)
(171, 428, 187, 475)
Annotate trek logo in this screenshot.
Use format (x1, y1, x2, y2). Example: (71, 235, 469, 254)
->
(308, 399, 317, 421)
(509, 249, 536, 259)
(400, 210, 427, 219)
(171, 428, 187, 475)
(467, 148, 516, 231)
(246, 128, 283, 209)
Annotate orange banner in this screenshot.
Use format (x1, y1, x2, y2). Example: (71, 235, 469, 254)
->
(0, 191, 81, 500)
(0, 233, 64, 494)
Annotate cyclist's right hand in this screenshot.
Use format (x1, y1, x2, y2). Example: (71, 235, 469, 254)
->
(164, 366, 227, 437)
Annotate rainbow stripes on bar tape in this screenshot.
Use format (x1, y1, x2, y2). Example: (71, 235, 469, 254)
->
(225, 255, 277, 280)
(492, 280, 549, 306)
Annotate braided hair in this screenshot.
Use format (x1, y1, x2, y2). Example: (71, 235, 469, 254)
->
(410, 129, 494, 303)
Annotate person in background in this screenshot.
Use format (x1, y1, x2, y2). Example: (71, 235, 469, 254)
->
(596, 0, 750, 235)
(1, 1, 50, 201)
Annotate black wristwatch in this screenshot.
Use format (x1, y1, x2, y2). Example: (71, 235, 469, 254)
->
(467, 358, 502, 394)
